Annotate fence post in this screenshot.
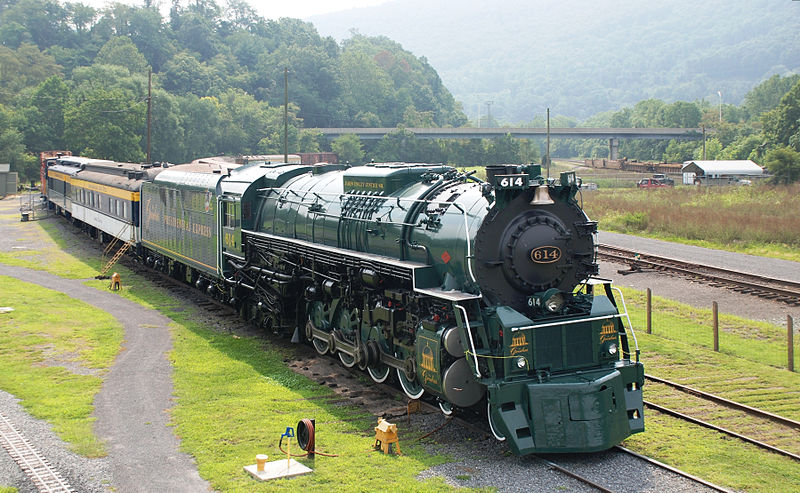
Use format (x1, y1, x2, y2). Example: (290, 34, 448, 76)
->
(646, 288, 652, 334)
(712, 301, 719, 352)
(789, 315, 795, 372)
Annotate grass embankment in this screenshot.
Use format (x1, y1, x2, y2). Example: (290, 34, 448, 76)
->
(582, 184, 800, 262)
(106, 274, 456, 492)
(0, 219, 99, 278)
(0, 276, 123, 457)
(618, 287, 800, 492)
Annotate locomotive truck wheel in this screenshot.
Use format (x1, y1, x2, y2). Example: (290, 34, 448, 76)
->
(397, 368, 424, 399)
(368, 365, 390, 383)
(396, 354, 424, 399)
(438, 401, 453, 416)
(356, 345, 369, 371)
(487, 402, 506, 442)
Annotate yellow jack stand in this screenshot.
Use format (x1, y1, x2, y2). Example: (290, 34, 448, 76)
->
(374, 418, 401, 455)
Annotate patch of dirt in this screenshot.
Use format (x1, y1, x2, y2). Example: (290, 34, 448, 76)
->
(34, 344, 100, 376)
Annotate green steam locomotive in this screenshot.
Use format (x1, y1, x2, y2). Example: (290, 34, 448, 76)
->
(45, 155, 644, 455)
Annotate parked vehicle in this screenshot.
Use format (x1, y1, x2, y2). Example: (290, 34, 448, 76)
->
(651, 174, 675, 186)
(637, 178, 667, 189)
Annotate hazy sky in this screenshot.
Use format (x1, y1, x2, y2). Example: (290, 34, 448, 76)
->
(82, 0, 390, 20)
(249, 0, 389, 19)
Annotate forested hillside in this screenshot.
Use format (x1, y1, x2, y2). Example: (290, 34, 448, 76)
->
(311, 0, 800, 123)
(0, 0, 466, 179)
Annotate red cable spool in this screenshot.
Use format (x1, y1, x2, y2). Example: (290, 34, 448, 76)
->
(296, 419, 315, 457)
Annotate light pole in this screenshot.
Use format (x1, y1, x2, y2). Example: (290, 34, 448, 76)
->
(485, 100, 493, 128)
(717, 91, 722, 122)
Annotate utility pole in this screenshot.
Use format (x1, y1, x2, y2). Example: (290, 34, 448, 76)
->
(702, 125, 707, 160)
(284, 67, 289, 164)
(146, 69, 152, 164)
(546, 108, 551, 179)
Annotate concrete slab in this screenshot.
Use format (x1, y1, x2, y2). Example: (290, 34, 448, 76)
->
(244, 458, 312, 481)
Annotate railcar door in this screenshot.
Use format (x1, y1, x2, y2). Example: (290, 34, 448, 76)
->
(221, 198, 243, 260)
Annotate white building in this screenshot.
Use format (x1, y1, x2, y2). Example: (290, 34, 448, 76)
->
(681, 160, 764, 185)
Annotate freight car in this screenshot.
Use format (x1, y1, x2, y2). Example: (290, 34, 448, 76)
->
(42, 156, 644, 455)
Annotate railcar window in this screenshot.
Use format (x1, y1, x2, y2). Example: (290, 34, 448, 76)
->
(224, 202, 235, 228)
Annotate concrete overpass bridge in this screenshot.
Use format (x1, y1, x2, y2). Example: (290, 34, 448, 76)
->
(311, 127, 707, 160)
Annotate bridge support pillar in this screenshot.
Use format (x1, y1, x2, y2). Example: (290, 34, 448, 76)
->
(609, 138, 619, 160)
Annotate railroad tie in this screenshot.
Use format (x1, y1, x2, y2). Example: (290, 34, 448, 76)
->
(0, 413, 75, 493)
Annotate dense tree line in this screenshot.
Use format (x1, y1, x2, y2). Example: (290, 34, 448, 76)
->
(0, 0, 466, 180)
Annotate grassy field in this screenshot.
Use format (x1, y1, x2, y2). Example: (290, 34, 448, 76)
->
(0, 276, 123, 457)
(618, 287, 800, 492)
(582, 184, 800, 262)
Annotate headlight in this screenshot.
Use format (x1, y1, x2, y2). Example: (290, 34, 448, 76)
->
(544, 292, 564, 313)
(607, 343, 618, 356)
(516, 357, 527, 369)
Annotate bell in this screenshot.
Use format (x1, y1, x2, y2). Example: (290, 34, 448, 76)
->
(530, 185, 554, 205)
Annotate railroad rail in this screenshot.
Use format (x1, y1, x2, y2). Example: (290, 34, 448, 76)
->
(645, 374, 800, 430)
(597, 244, 800, 305)
(613, 446, 734, 493)
(643, 374, 800, 462)
(0, 413, 74, 493)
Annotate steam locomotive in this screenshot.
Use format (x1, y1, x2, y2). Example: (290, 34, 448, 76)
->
(42, 154, 644, 455)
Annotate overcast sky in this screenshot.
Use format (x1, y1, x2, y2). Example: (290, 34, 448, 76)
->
(249, 0, 389, 19)
(82, 0, 390, 20)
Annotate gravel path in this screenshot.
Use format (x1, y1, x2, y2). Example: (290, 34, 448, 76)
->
(0, 265, 211, 493)
(0, 195, 209, 492)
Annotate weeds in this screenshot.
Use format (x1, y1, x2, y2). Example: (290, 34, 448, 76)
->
(583, 184, 800, 260)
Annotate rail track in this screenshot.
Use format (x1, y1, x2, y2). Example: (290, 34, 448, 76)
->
(0, 413, 74, 493)
(597, 244, 800, 305)
(644, 374, 800, 462)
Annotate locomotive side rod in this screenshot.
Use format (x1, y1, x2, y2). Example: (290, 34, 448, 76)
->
(304, 320, 406, 370)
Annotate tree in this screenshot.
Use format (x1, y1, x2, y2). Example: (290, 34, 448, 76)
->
(297, 129, 322, 153)
(0, 43, 62, 104)
(0, 104, 37, 182)
(763, 146, 800, 185)
(64, 88, 146, 162)
(160, 51, 223, 96)
(762, 79, 800, 152)
(743, 73, 800, 120)
(20, 75, 70, 152)
(331, 134, 364, 165)
(658, 101, 701, 127)
(94, 36, 150, 74)
(177, 95, 222, 160)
